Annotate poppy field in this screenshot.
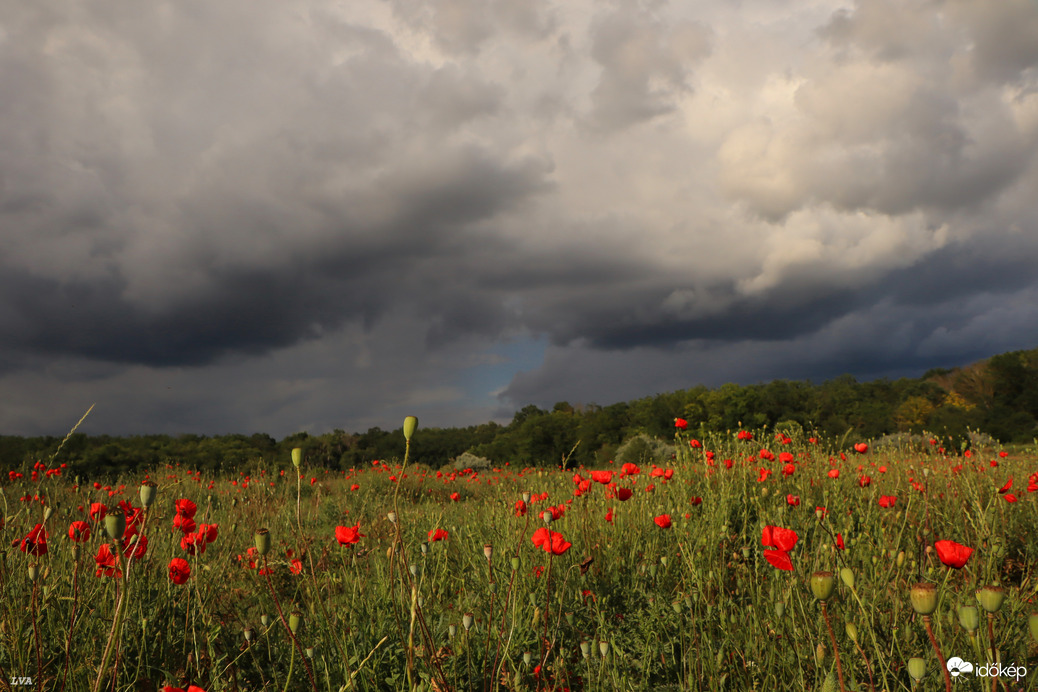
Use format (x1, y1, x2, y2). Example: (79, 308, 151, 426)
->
(3, 418, 1038, 691)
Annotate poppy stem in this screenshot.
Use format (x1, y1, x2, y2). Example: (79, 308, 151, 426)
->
(262, 557, 318, 692)
(821, 602, 846, 692)
(538, 539, 555, 691)
(59, 553, 81, 692)
(922, 615, 952, 692)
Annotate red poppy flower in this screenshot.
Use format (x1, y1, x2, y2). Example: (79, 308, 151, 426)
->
(1004, 494, 1018, 503)
(763, 550, 793, 571)
(934, 540, 973, 569)
(350, 483, 360, 491)
(68, 520, 91, 543)
(89, 502, 107, 521)
(590, 470, 614, 484)
(689, 439, 702, 449)
(828, 469, 840, 479)
(531, 527, 572, 555)
(335, 524, 365, 545)
(786, 494, 800, 507)
(878, 495, 896, 508)
(620, 462, 641, 477)
(690, 496, 702, 506)
(19, 524, 48, 556)
(168, 558, 191, 585)
(514, 500, 528, 517)
(654, 514, 672, 529)
(94, 543, 122, 578)
(615, 487, 633, 502)
(858, 475, 871, 487)
(999, 450, 1009, 458)
(853, 443, 868, 454)
(998, 478, 1013, 494)
(605, 507, 614, 524)
(450, 492, 460, 502)
(737, 430, 754, 441)
(180, 532, 206, 556)
(674, 418, 688, 430)
(174, 498, 197, 519)
(835, 533, 845, 550)
(762, 526, 798, 552)
(290, 558, 303, 574)
(782, 463, 795, 477)
(174, 514, 196, 534)
(197, 523, 218, 544)
(428, 528, 449, 542)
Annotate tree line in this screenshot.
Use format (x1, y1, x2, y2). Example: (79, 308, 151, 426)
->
(2, 347, 1036, 477)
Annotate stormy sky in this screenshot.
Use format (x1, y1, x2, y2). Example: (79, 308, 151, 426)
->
(2, 0, 1038, 437)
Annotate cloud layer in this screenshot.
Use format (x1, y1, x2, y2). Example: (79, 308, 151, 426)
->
(2, 0, 1037, 436)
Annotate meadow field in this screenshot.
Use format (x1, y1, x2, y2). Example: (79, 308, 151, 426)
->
(2, 419, 1037, 692)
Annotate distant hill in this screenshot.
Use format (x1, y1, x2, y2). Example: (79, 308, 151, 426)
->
(2, 347, 1036, 475)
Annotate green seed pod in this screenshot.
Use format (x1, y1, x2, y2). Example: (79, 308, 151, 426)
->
(463, 613, 474, 631)
(839, 567, 855, 590)
(511, 557, 520, 571)
(409, 564, 418, 577)
(523, 651, 532, 666)
(660, 556, 668, 567)
(105, 509, 127, 541)
(811, 571, 836, 601)
(403, 416, 419, 441)
(484, 544, 493, 561)
(43, 506, 54, 522)
(815, 643, 826, 666)
(139, 480, 158, 508)
(957, 605, 980, 632)
(910, 583, 938, 616)
(421, 542, 429, 556)
(387, 512, 397, 524)
(254, 528, 271, 556)
(565, 612, 574, 626)
(672, 601, 682, 614)
(741, 546, 751, 560)
(291, 448, 302, 468)
(28, 564, 39, 582)
(845, 621, 857, 643)
(71, 543, 81, 561)
(305, 647, 314, 658)
(599, 640, 609, 657)
(261, 614, 269, 627)
(1029, 613, 1038, 644)
(522, 492, 531, 504)
(774, 602, 785, 619)
(448, 624, 456, 639)
(244, 628, 253, 642)
(976, 585, 1005, 613)
(896, 551, 905, 568)
(580, 641, 590, 659)
(907, 657, 926, 682)
(289, 611, 302, 635)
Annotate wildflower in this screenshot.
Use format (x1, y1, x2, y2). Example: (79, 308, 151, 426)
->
(514, 500, 528, 517)
(835, 533, 845, 550)
(428, 528, 449, 542)
(168, 558, 191, 585)
(68, 521, 91, 543)
(998, 478, 1013, 494)
(934, 540, 973, 569)
(174, 498, 197, 519)
(450, 492, 460, 502)
(828, 469, 840, 479)
(761, 525, 798, 571)
(19, 524, 48, 556)
(782, 463, 796, 477)
(605, 507, 614, 524)
(654, 514, 672, 529)
(878, 495, 897, 508)
(689, 439, 702, 449)
(854, 443, 868, 454)
(786, 494, 800, 507)
(620, 462, 641, 477)
(690, 496, 702, 506)
(335, 524, 365, 545)
(94, 543, 122, 578)
(89, 502, 107, 521)
(590, 470, 614, 484)
(674, 418, 688, 430)
(531, 527, 572, 555)
(290, 558, 303, 574)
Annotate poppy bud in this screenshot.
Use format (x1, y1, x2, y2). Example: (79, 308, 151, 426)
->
(648, 565, 657, 578)
(291, 448, 302, 468)
(403, 416, 418, 442)
(105, 509, 126, 541)
(741, 547, 750, 560)
(599, 640, 610, 657)
(810, 572, 836, 601)
(409, 564, 418, 577)
(28, 564, 39, 582)
(1029, 613, 1038, 643)
(522, 492, 531, 504)
(531, 607, 541, 628)
(261, 614, 269, 627)
(957, 605, 980, 632)
(660, 556, 668, 566)
(484, 544, 493, 561)
(511, 557, 520, 571)
(910, 583, 938, 615)
(774, 602, 785, 619)
(71, 543, 81, 560)
(418, 596, 424, 608)
(44, 506, 54, 522)
(462, 613, 473, 631)
(814, 643, 826, 666)
(580, 640, 590, 659)
(448, 624, 456, 639)
(244, 628, 253, 642)
(305, 647, 314, 659)
(387, 512, 397, 525)
(976, 585, 1005, 613)
(672, 601, 682, 614)
(565, 612, 574, 626)
(254, 528, 271, 556)
(845, 621, 857, 643)
(839, 567, 854, 590)
(420, 542, 429, 556)
(896, 551, 905, 568)
(684, 596, 692, 610)
(289, 611, 302, 635)
(907, 657, 926, 682)
(523, 652, 532, 666)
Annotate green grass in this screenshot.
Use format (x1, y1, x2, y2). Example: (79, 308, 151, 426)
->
(2, 427, 1037, 691)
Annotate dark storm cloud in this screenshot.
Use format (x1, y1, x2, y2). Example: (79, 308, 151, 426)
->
(2, 0, 1038, 436)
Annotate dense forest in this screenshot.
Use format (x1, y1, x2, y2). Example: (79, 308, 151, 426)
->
(2, 347, 1036, 477)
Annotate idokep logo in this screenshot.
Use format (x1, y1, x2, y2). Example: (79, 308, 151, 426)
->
(947, 657, 1028, 682)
